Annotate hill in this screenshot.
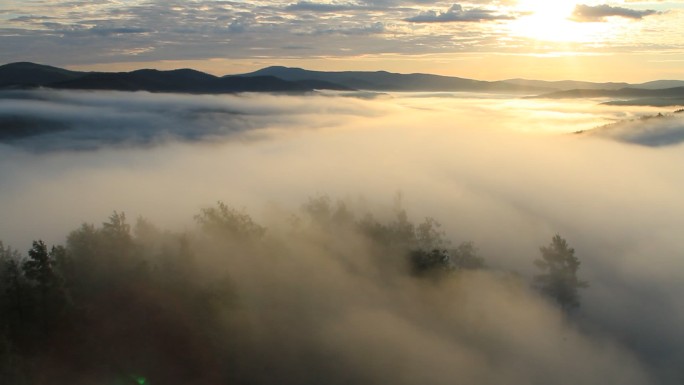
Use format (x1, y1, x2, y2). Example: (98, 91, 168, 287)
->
(527, 87, 684, 106)
(0, 62, 351, 93)
(2, 62, 683, 96)
(530, 87, 684, 99)
(502, 78, 630, 91)
(0, 62, 84, 87)
(236, 66, 551, 93)
(633, 80, 684, 90)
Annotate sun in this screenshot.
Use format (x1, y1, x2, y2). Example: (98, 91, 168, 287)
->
(509, 0, 611, 43)
(518, 0, 577, 21)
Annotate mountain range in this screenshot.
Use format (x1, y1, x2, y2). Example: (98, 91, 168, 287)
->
(0, 62, 350, 93)
(1, 62, 684, 104)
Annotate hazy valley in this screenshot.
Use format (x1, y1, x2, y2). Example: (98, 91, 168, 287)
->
(1, 73, 684, 384)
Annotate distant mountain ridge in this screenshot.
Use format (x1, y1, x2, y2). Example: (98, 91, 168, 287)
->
(51, 69, 351, 93)
(527, 86, 684, 107)
(1, 62, 683, 97)
(236, 66, 549, 93)
(502, 78, 630, 91)
(239, 66, 684, 93)
(0, 62, 351, 93)
(529, 87, 684, 99)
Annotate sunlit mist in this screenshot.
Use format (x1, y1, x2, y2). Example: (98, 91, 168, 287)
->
(1, 89, 683, 384)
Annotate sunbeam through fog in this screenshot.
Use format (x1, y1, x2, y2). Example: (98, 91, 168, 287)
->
(1, 90, 684, 384)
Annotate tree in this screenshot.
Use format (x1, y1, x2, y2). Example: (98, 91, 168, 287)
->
(195, 202, 266, 240)
(22, 240, 66, 335)
(0, 242, 30, 345)
(23, 241, 57, 295)
(410, 248, 451, 276)
(534, 235, 588, 312)
(451, 242, 485, 270)
(102, 211, 132, 244)
(416, 217, 446, 251)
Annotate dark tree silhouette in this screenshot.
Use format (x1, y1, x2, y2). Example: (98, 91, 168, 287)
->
(0, 242, 30, 362)
(0, 199, 493, 385)
(410, 248, 451, 276)
(22, 240, 65, 335)
(410, 241, 485, 277)
(23, 241, 62, 292)
(534, 235, 588, 312)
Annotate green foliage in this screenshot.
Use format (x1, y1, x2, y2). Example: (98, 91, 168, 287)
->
(409, 242, 485, 277)
(0, 199, 492, 384)
(410, 248, 451, 276)
(0, 241, 21, 261)
(195, 201, 266, 240)
(534, 234, 588, 311)
(0, 242, 30, 384)
(356, 210, 417, 251)
(297, 195, 484, 278)
(0, 250, 27, 321)
(23, 240, 57, 291)
(416, 217, 446, 251)
(301, 195, 356, 229)
(451, 242, 485, 270)
(0, 241, 23, 303)
(102, 211, 132, 242)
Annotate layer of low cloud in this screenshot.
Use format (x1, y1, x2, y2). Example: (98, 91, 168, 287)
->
(0, 89, 386, 151)
(1, 90, 683, 383)
(571, 3, 659, 22)
(587, 111, 684, 146)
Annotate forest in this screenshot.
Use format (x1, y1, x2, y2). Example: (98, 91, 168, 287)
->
(0, 196, 586, 385)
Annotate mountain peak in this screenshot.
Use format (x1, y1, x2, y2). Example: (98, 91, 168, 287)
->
(0, 62, 83, 87)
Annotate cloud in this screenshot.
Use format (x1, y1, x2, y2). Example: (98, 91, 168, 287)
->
(314, 21, 386, 35)
(8, 15, 56, 23)
(87, 26, 153, 36)
(2, 0, 682, 67)
(285, 1, 369, 12)
(571, 4, 659, 22)
(228, 19, 249, 33)
(0, 89, 360, 151)
(1, 0, 418, 64)
(3, 90, 684, 383)
(404, 3, 516, 23)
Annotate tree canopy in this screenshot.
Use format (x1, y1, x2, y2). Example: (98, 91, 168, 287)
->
(534, 234, 588, 312)
(2, 198, 590, 385)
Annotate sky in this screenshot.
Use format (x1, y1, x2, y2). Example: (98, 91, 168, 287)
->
(1, 0, 683, 81)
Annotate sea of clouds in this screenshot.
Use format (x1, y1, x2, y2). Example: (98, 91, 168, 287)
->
(1, 89, 683, 384)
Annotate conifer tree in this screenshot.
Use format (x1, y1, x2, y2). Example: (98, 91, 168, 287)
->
(534, 235, 588, 312)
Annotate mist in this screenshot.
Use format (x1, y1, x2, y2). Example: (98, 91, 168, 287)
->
(1, 89, 683, 384)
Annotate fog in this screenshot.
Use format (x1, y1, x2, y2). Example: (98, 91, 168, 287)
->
(1, 89, 683, 384)
(587, 110, 684, 146)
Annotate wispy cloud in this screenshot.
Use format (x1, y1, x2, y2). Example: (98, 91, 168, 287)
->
(285, 1, 369, 12)
(405, 3, 516, 23)
(87, 26, 154, 36)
